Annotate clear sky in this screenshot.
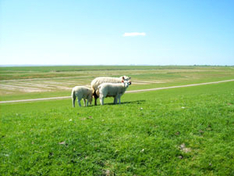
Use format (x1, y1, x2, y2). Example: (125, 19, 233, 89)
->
(1, 0, 234, 66)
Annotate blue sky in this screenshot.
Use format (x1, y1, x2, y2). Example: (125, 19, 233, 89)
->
(1, 0, 234, 65)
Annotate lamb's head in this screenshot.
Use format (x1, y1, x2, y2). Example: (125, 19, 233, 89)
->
(120, 76, 131, 81)
(122, 80, 132, 88)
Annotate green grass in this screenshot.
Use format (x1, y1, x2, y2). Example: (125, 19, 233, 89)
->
(1, 81, 234, 175)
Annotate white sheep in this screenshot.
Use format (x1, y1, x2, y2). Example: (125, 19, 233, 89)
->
(71, 86, 93, 107)
(96, 80, 131, 105)
(91, 76, 131, 105)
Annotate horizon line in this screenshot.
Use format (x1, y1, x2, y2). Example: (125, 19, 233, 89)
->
(1, 64, 233, 67)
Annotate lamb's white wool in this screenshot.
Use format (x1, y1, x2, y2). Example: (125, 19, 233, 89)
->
(91, 76, 131, 105)
(71, 86, 93, 107)
(97, 80, 131, 105)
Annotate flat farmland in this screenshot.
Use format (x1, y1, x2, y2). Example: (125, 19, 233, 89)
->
(1, 66, 234, 175)
(0, 66, 233, 101)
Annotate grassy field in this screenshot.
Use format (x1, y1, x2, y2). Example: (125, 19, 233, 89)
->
(1, 66, 234, 175)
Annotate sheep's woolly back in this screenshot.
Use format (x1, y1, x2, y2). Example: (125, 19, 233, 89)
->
(91, 76, 130, 91)
(91, 77, 122, 90)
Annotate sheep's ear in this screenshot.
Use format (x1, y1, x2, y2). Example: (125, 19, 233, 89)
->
(122, 76, 125, 80)
(122, 80, 124, 83)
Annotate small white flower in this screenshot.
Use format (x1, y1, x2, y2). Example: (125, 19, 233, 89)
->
(59, 141, 65, 145)
(141, 149, 145, 152)
(69, 119, 72, 122)
(181, 107, 185, 109)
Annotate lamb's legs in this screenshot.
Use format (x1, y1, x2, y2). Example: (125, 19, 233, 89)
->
(83, 99, 89, 106)
(78, 99, 82, 107)
(72, 97, 76, 107)
(83, 99, 86, 106)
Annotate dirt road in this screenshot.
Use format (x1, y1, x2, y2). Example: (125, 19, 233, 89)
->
(1, 79, 233, 104)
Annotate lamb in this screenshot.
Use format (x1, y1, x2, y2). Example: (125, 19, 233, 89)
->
(96, 80, 131, 105)
(91, 76, 131, 105)
(71, 86, 93, 107)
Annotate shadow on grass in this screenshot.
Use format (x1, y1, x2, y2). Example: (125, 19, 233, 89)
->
(121, 100, 146, 105)
(72, 100, 146, 108)
(91, 100, 146, 106)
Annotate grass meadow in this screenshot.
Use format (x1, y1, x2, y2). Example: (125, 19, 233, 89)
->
(1, 66, 234, 175)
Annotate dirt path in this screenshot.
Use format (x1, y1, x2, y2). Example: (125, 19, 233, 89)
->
(1, 79, 233, 104)
(126, 79, 234, 93)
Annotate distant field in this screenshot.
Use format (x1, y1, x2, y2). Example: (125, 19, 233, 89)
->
(1, 66, 234, 175)
(0, 66, 233, 101)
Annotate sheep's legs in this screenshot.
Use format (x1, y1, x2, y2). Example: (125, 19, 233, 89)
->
(115, 95, 121, 104)
(95, 97, 98, 105)
(117, 95, 121, 104)
(100, 96, 104, 105)
(93, 91, 98, 106)
(113, 96, 121, 104)
(113, 97, 117, 104)
(118, 98, 121, 104)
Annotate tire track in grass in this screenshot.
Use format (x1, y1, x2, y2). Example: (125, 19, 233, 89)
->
(0, 79, 234, 104)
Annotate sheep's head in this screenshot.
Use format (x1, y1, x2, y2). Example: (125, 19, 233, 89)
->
(121, 76, 131, 81)
(122, 80, 132, 88)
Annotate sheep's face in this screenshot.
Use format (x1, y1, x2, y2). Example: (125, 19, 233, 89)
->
(122, 80, 132, 88)
(121, 76, 131, 81)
